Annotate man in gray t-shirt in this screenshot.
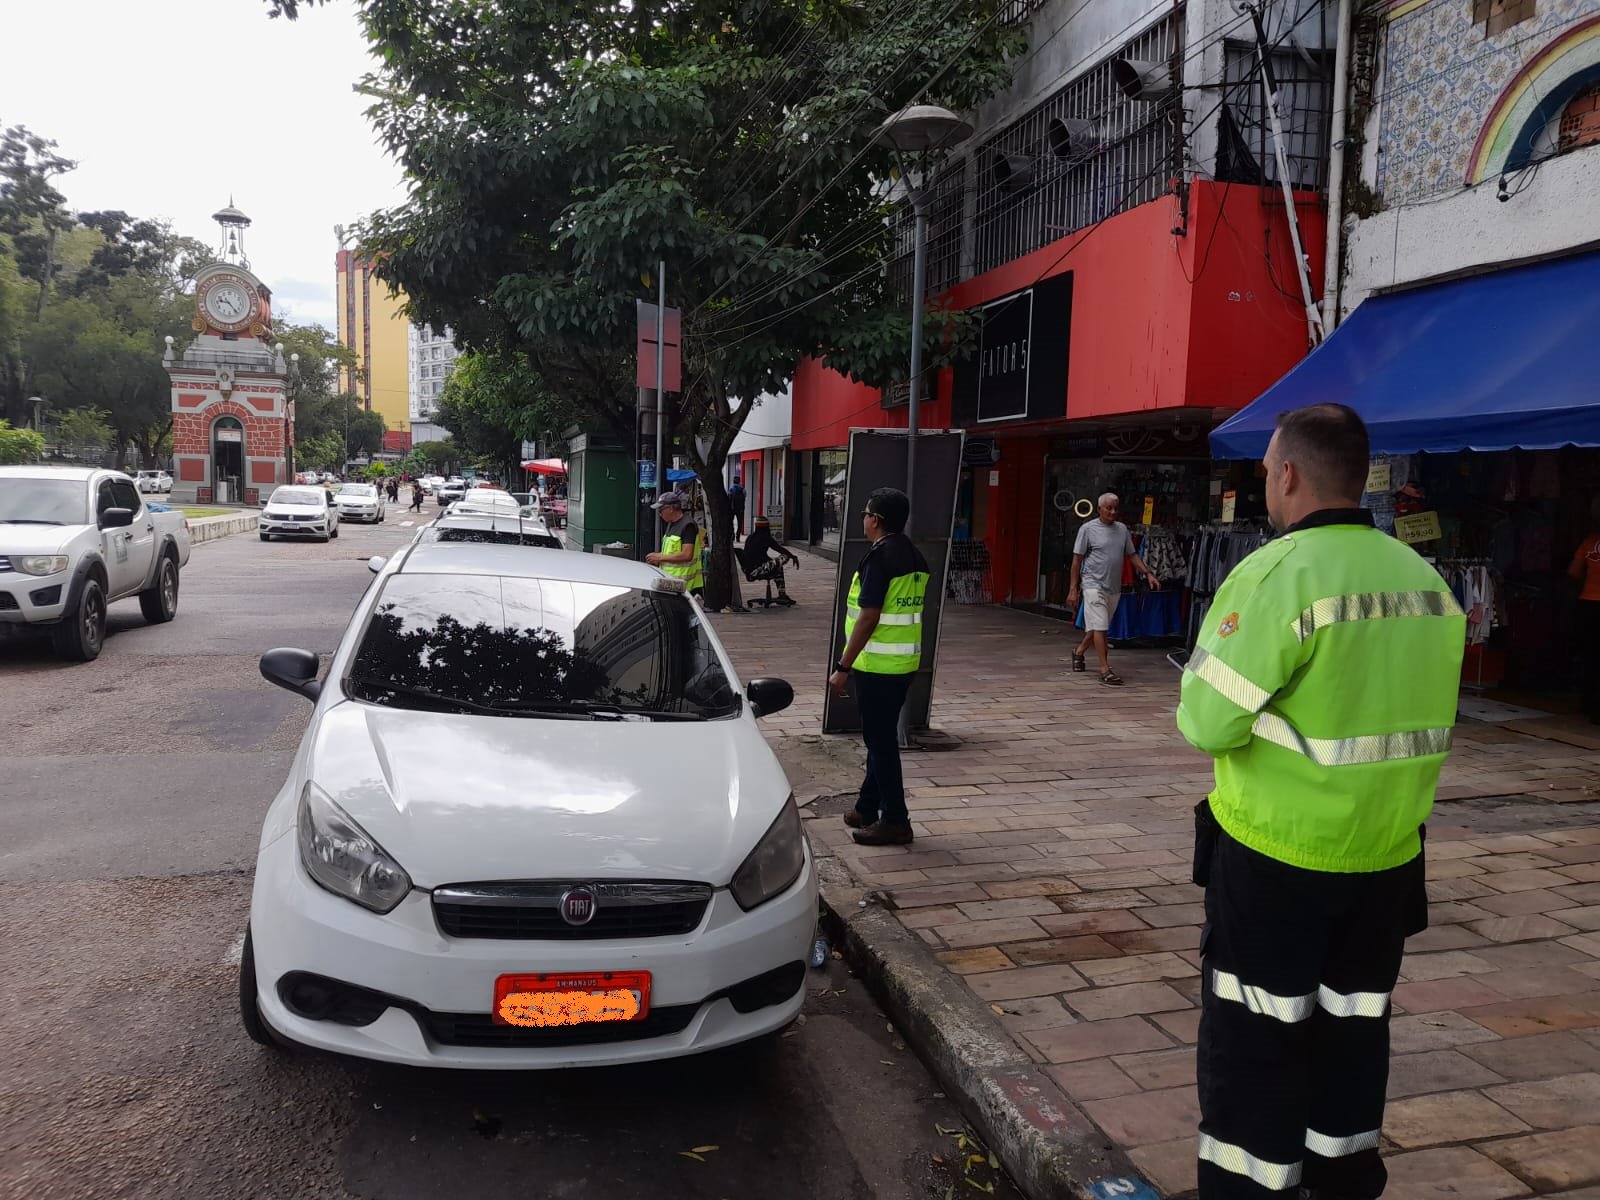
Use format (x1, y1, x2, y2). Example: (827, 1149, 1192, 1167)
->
(1068, 492, 1160, 685)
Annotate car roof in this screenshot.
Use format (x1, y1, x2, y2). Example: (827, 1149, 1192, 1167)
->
(399, 540, 669, 587)
(0, 465, 107, 482)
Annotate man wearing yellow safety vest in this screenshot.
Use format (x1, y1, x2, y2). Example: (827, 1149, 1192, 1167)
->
(644, 490, 704, 596)
(829, 488, 929, 847)
(1177, 404, 1465, 1200)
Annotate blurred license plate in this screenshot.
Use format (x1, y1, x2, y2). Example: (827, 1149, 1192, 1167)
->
(492, 971, 652, 1027)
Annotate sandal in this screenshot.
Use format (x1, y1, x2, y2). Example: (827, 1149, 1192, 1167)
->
(1072, 652, 1086, 672)
(1100, 670, 1124, 686)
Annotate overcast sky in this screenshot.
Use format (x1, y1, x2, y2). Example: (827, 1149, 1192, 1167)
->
(0, 0, 405, 331)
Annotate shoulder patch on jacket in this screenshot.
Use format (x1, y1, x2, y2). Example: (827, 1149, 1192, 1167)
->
(1218, 612, 1240, 638)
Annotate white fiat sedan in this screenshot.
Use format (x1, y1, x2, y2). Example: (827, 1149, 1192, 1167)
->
(242, 542, 813, 1068)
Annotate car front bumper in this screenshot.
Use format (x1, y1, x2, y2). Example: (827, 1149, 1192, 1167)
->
(0, 565, 72, 625)
(260, 518, 331, 536)
(248, 829, 817, 1068)
(336, 506, 381, 522)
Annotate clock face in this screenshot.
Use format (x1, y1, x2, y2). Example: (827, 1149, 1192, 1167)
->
(201, 276, 258, 331)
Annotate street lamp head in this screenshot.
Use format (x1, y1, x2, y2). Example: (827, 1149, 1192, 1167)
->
(164, 335, 174, 347)
(872, 104, 974, 154)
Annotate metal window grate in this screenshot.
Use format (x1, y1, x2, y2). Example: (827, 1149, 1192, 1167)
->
(971, 16, 1179, 278)
(1217, 42, 1333, 191)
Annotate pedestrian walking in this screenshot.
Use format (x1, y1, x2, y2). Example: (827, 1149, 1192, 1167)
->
(728, 476, 746, 539)
(1567, 497, 1600, 723)
(386, 478, 399, 504)
(408, 481, 424, 512)
(829, 488, 928, 847)
(1176, 403, 1465, 1200)
(1067, 492, 1161, 685)
(644, 490, 704, 597)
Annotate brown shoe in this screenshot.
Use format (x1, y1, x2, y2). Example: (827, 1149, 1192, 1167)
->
(843, 810, 873, 829)
(852, 823, 914, 846)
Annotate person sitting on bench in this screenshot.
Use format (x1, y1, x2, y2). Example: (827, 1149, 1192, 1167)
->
(738, 517, 799, 607)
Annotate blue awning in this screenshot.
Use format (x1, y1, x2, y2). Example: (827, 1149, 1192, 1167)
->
(1210, 250, 1600, 460)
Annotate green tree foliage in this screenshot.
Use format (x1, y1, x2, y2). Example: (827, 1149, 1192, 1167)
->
(0, 418, 44, 464)
(296, 430, 346, 472)
(432, 350, 578, 483)
(51, 406, 112, 460)
(309, 0, 1020, 605)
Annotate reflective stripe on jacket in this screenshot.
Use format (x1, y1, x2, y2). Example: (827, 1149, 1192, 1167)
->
(1176, 523, 1466, 873)
(845, 568, 928, 675)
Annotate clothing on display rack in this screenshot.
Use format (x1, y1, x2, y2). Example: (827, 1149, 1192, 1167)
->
(1434, 558, 1500, 646)
(1186, 526, 1273, 646)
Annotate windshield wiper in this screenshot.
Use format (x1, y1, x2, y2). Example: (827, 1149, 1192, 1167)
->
(346, 677, 507, 716)
(487, 698, 624, 720)
(625, 709, 710, 722)
(0, 518, 65, 525)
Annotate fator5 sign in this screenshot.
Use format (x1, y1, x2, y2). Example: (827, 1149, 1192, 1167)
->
(952, 273, 1072, 426)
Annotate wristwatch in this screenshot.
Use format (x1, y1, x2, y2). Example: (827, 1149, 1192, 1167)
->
(834, 661, 851, 674)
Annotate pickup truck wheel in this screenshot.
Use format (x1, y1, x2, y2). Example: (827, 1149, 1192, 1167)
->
(139, 553, 179, 624)
(53, 576, 106, 662)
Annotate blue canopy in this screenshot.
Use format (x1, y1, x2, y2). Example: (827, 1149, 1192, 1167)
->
(666, 468, 697, 482)
(1210, 250, 1600, 460)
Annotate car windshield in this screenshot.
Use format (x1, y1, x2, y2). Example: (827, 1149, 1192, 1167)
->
(340, 485, 377, 497)
(426, 527, 561, 548)
(346, 574, 737, 719)
(271, 488, 324, 507)
(0, 478, 88, 525)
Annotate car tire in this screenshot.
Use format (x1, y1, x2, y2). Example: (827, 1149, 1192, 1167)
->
(239, 929, 288, 1050)
(138, 553, 179, 624)
(260, 532, 270, 542)
(52, 575, 107, 662)
(330, 523, 340, 539)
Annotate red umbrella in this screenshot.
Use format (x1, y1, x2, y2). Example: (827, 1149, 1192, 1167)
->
(521, 458, 567, 475)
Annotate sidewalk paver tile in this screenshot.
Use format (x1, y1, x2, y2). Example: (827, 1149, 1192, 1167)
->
(1486, 1072, 1600, 1128)
(1382, 1147, 1531, 1200)
(1387, 1049, 1507, 1098)
(1083, 1085, 1201, 1146)
(1067, 981, 1192, 1022)
(935, 946, 1014, 974)
(1481, 1126, 1600, 1191)
(1113, 1046, 1198, 1089)
(1075, 952, 1197, 987)
(967, 963, 1089, 1000)
(1389, 1012, 1499, 1053)
(1127, 1138, 1200, 1197)
(1023, 1015, 1172, 1063)
(1005, 936, 1123, 966)
(1383, 1090, 1530, 1148)
(1045, 1057, 1140, 1101)
(1464, 1031, 1600, 1081)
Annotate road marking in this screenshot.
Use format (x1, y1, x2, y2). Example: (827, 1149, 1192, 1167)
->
(401, 521, 415, 527)
(224, 933, 245, 966)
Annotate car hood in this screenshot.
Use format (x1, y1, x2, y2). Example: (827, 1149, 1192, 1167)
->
(336, 495, 378, 505)
(0, 524, 82, 553)
(264, 503, 327, 517)
(303, 700, 791, 887)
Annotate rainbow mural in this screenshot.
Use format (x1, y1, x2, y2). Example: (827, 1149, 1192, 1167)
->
(1466, 14, 1600, 184)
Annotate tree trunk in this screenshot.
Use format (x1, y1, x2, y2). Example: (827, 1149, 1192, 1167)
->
(700, 469, 735, 611)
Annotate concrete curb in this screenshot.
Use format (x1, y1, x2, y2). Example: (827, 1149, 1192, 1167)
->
(186, 511, 259, 544)
(815, 856, 1151, 1200)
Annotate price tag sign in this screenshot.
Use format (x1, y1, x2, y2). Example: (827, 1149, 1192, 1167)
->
(1394, 511, 1442, 544)
(1220, 490, 1237, 523)
(1141, 495, 1155, 524)
(1365, 462, 1391, 493)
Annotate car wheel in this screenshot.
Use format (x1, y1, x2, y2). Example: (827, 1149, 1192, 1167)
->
(239, 929, 288, 1050)
(138, 553, 179, 624)
(260, 531, 270, 542)
(52, 575, 106, 662)
(330, 523, 340, 539)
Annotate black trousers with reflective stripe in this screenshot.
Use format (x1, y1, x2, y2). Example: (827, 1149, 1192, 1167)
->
(1198, 831, 1424, 1200)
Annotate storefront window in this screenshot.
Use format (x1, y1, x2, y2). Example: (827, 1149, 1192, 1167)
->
(817, 447, 848, 554)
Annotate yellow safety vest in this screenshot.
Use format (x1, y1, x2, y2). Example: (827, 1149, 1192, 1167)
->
(845, 567, 928, 674)
(660, 525, 705, 591)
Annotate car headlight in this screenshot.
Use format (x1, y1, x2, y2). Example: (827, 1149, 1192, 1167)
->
(16, 555, 69, 576)
(729, 796, 807, 911)
(297, 782, 411, 913)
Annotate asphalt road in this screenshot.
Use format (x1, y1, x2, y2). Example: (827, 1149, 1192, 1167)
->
(0, 503, 1015, 1200)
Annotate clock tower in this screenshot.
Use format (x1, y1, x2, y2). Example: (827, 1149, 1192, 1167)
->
(163, 202, 292, 506)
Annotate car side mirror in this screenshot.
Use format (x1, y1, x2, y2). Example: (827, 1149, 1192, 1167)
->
(367, 556, 387, 574)
(100, 507, 135, 529)
(746, 677, 794, 719)
(260, 647, 322, 701)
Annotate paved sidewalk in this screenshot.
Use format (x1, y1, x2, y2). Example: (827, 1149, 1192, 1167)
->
(710, 548, 1600, 1200)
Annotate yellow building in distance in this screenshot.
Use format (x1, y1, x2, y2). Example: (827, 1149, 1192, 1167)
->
(334, 249, 412, 452)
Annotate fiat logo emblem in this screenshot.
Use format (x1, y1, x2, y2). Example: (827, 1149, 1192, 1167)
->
(559, 886, 597, 926)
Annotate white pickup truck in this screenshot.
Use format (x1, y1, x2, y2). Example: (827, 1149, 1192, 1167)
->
(0, 465, 192, 662)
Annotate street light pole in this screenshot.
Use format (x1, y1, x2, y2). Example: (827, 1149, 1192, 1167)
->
(905, 186, 929, 533)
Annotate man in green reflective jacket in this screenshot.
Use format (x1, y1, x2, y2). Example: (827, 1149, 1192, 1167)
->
(1177, 404, 1465, 1200)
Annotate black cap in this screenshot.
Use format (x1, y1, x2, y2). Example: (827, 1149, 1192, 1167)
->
(865, 487, 910, 533)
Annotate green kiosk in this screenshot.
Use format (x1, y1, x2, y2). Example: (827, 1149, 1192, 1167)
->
(562, 432, 638, 554)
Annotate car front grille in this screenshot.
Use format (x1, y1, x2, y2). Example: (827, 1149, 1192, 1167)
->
(420, 1003, 699, 1047)
(431, 881, 713, 940)
(0, 556, 11, 573)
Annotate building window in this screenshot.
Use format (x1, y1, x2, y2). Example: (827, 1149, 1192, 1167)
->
(1559, 82, 1600, 153)
(1472, 0, 1535, 37)
(1217, 42, 1334, 191)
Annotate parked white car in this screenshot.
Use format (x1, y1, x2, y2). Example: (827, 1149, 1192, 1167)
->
(134, 469, 173, 494)
(427, 508, 563, 550)
(434, 478, 468, 506)
(259, 486, 341, 543)
(242, 544, 810, 1068)
(335, 483, 385, 524)
(0, 466, 191, 661)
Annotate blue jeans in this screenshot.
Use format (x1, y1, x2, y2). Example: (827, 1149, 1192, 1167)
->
(852, 670, 914, 828)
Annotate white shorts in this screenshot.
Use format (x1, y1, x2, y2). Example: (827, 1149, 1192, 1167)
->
(1082, 587, 1120, 633)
